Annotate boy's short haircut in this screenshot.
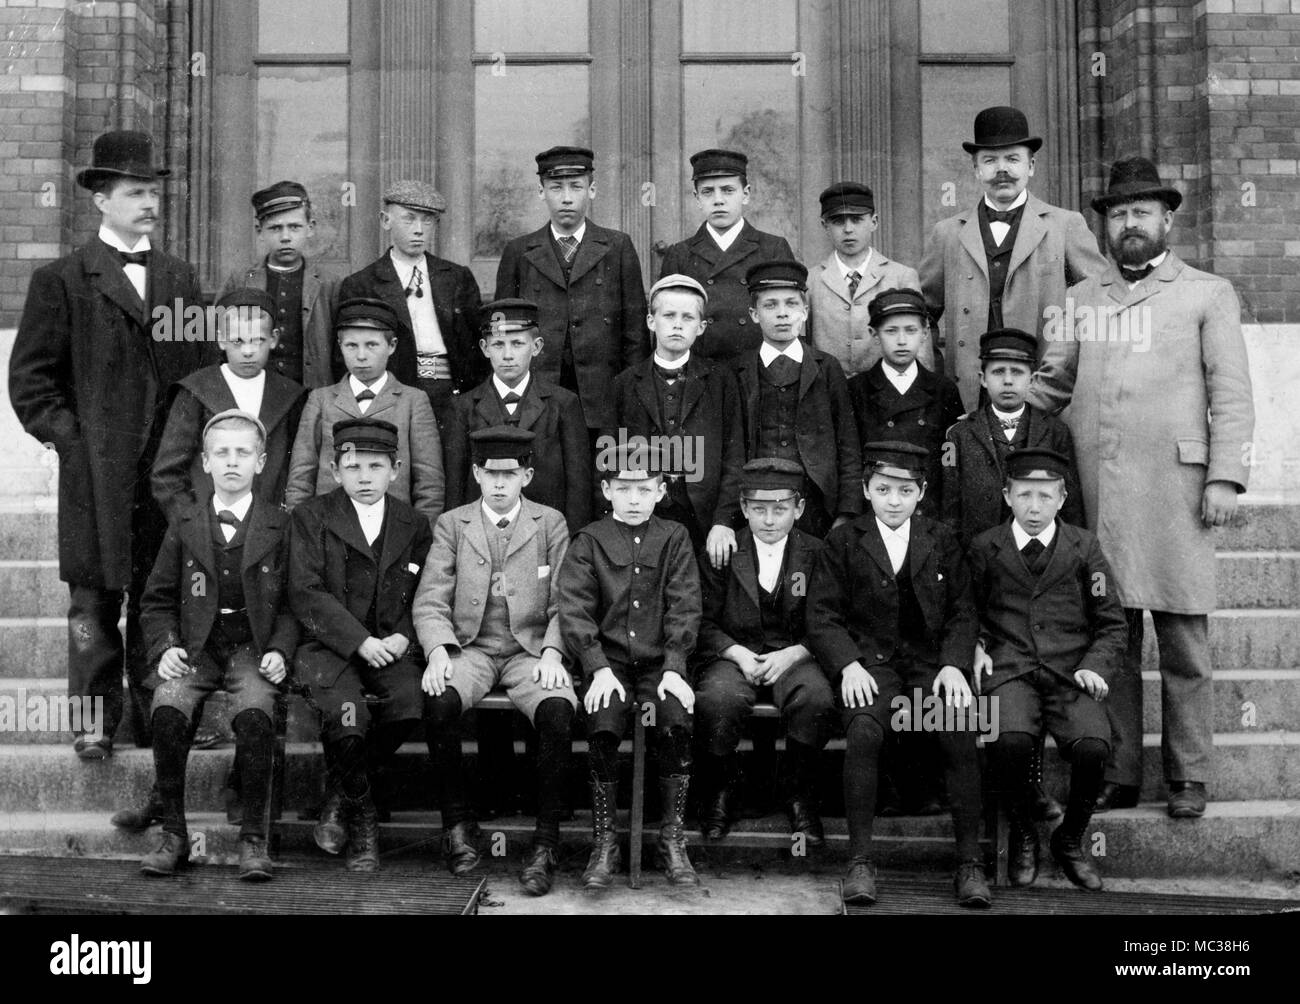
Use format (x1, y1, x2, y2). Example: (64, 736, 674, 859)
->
(335, 297, 403, 344)
(203, 408, 267, 453)
(648, 274, 708, 316)
(861, 440, 928, 485)
(332, 417, 399, 463)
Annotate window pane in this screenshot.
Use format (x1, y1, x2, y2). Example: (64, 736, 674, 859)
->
(681, 64, 799, 244)
(474, 64, 590, 257)
(256, 66, 349, 260)
(920, 64, 1012, 232)
(258, 0, 349, 54)
(919, 0, 1008, 53)
(474, 0, 588, 52)
(682, 0, 796, 53)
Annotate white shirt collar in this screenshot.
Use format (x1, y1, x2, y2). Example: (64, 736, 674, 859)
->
(351, 495, 386, 522)
(984, 190, 1028, 213)
(493, 372, 530, 400)
(882, 359, 918, 390)
(98, 226, 151, 254)
(551, 221, 587, 245)
(876, 517, 911, 543)
(349, 372, 388, 398)
(388, 249, 425, 285)
(220, 362, 265, 387)
(835, 249, 872, 279)
(759, 340, 804, 366)
(753, 534, 788, 562)
(706, 218, 745, 251)
(1012, 518, 1057, 550)
(212, 491, 253, 522)
(991, 403, 1025, 422)
(482, 499, 523, 528)
(1125, 250, 1169, 284)
(653, 351, 690, 371)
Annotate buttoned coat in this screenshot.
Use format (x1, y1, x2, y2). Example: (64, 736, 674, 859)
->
(735, 344, 864, 519)
(1026, 254, 1254, 614)
(218, 258, 341, 388)
(151, 364, 307, 523)
(140, 499, 299, 667)
(658, 221, 795, 364)
(412, 499, 569, 659)
(289, 488, 433, 688)
(807, 251, 934, 375)
(8, 238, 206, 587)
(284, 375, 444, 527)
(919, 194, 1107, 410)
(442, 375, 593, 533)
(494, 220, 648, 429)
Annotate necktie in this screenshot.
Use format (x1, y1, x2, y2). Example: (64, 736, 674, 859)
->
(654, 364, 683, 383)
(558, 235, 579, 263)
(767, 354, 799, 383)
(497, 517, 510, 530)
(847, 271, 861, 300)
(986, 207, 1017, 225)
(117, 249, 149, 267)
(501, 391, 521, 415)
(1119, 263, 1155, 283)
(217, 509, 240, 542)
(998, 416, 1019, 431)
(1021, 538, 1046, 573)
(407, 265, 424, 298)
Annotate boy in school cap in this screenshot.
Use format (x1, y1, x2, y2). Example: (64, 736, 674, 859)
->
(288, 416, 434, 871)
(658, 149, 797, 364)
(612, 273, 746, 565)
(442, 297, 593, 533)
(807, 441, 989, 908)
(557, 441, 703, 889)
(693, 458, 835, 844)
(734, 259, 862, 538)
(339, 180, 485, 427)
(495, 145, 648, 446)
(285, 296, 445, 528)
(967, 447, 1127, 890)
(414, 426, 575, 895)
(217, 179, 341, 388)
(809, 182, 933, 376)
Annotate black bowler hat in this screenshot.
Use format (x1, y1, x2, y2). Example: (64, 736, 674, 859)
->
(481, 298, 539, 335)
(333, 417, 399, 455)
(536, 146, 595, 179)
(690, 148, 748, 181)
(336, 297, 404, 334)
(76, 130, 170, 189)
(868, 288, 930, 328)
(819, 182, 875, 219)
(471, 426, 536, 470)
(746, 259, 808, 294)
(979, 327, 1038, 364)
(961, 106, 1042, 155)
(215, 287, 278, 318)
(251, 180, 309, 220)
(1005, 447, 1070, 481)
(1090, 156, 1183, 214)
(862, 441, 929, 482)
(740, 458, 805, 495)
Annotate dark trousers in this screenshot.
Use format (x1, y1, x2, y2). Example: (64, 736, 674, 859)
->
(694, 657, 834, 757)
(1107, 609, 1213, 788)
(417, 377, 457, 431)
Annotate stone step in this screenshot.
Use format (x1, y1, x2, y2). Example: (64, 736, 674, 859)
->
(2, 801, 1298, 881)
(1216, 550, 1300, 609)
(0, 560, 63, 619)
(1222, 504, 1300, 551)
(0, 504, 57, 559)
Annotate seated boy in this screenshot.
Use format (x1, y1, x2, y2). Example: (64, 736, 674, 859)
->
(968, 447, 1127, 891)
(289, 417, 434, 872)
(693, 458, 834, 843)
(137, 410, 298, 880)
(735, 260, 862, 538)
(153, 288, 307, 522)
(286, 297, 444, 528)
(416, 427, 575, 895)
(557, 444, 702, 890)
(612, 273, 744, 563)
(442, 298, 593, 533)
(807, 441, 989, 908)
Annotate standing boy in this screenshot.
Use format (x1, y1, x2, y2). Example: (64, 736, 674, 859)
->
(218, 180, 340, 388)
(612, 273, 745, 564)
(693, 458, 834, 844)
(735, 260, 862, 538)
(289, 417, 434, 872)
(9, 130, 207, 757)
(807, 442, 989, 908)
(495, 147, 648, 443)
(557, 446, 703, 890)
(968, 447, 1127, 890)
(416, 428, 574, 895)
(658, 149, 795, 364)
(808, 183, 931, 376)
(442, 299, 592, 533)
(138, 411, 298, 880)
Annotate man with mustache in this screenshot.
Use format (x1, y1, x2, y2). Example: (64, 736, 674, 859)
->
(920, 107, 1107, 411)
(1027, 157, 1255, 820)
(9, 130, 207, 757)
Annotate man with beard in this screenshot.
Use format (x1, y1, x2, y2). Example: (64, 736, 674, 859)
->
(1027, 156, 1254, 820)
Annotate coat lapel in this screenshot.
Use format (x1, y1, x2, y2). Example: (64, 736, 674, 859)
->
(84, 239, 147, 326)
(241, 500, 284, 572)
(856, 515, 895, 578)
(329, 490, 375, 559)
(730, 532, 762, 613)
(371, 255, 415, 334)
(713, 223, 760, 278)
(1007, 196, 1049, 280)
(258, 371, 303, 434)
(957, 209, 988, 278)
(970, 406, 1001, 466)
(523, 226, 567, 289)
(332, 378, 364, 420)
(505, 500, 542, 561)
(363, 378, 403, 419)
(633, 365, 664, 429)
(179, 506, 218, 581)
(376, 501, 415, 576)
(567, 222, 612, 285)
(1032, 522, 1076, 596)
(686, 225, 723, 271)
(512, 379, 546, 431)
(796, 348, 820, 401)
(679, 364, 708, 424)
(817, 257, 851, 306)
(302, 265, 322, 321)
(458, 505, 492, 562)
(991, 522, 1037, 591)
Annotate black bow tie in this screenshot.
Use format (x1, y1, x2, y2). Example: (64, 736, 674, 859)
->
(496, 517, 510, 530)
(501, 391, 521, 405)
(217, 510, 242, 529)
(117, 249, 149, 267)
(654, 364, 684, 382)
(986, 207, 1019, 225)
(1119, 263, 1155, 283)
(356, 389, 376, 402)
(1021, 538, 1045, 560)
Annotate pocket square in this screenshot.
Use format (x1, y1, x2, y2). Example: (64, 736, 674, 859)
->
(408, 562, 421, 574)
(538, 564, 551, 579)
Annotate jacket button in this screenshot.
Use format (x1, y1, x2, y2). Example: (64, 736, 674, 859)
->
(738, 319, 746, 325)
(707, 279, 715, 285)
(629, 630, 636, 638)
(874, 654, 883, 661)
(958, 339, 966, 346)
(262, 565, 270, 573)
(478, 558, 485, 565)
(886, 421, 894, 427)
(918, 418, 926, 425)
(186, 560, 193, 567)
(633, 600, 640, 609)
(472, 598, 479, 605)
(634, 567, 640, 574)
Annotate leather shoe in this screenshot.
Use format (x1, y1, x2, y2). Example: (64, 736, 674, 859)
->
(1167, 781, 1207, 819)
(442, 820, 482, 875)
(954, 860, 992, 908)
(1008, 820, 1039, 887)
(785, 798, 825, 847)
(1093, 781, 1139, 813)
(700, 784, 738, 841)
(74, 735, 112, 760)
(111, 787, 163, 832)
(140, 831, 189, 877)
(238, 835, 274, 881)
(519, 844, 558, 896)
(1050, 827, 1103, 891)
(841, 858, 878, 905)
